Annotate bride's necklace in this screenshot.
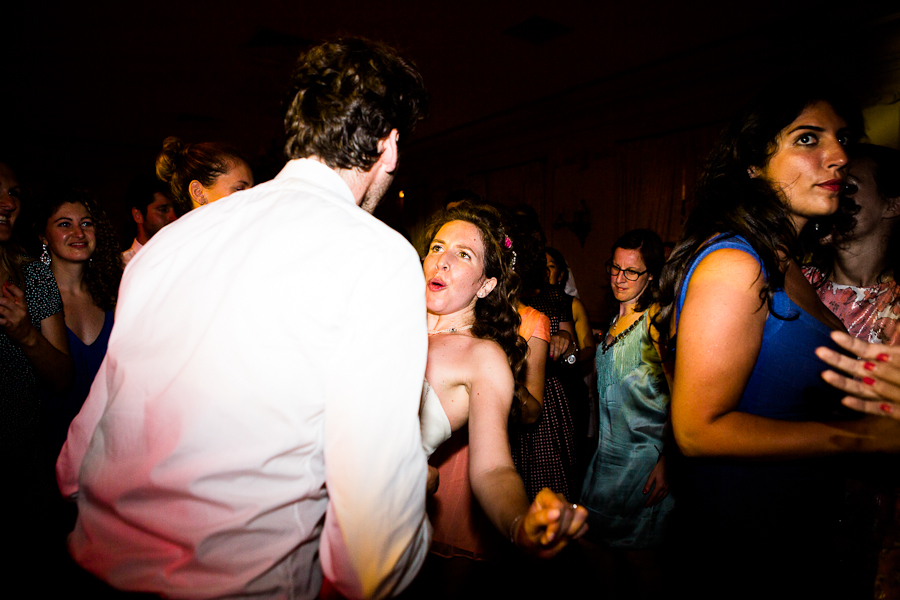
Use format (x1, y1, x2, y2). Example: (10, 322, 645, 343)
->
(428, 324, 474, 335)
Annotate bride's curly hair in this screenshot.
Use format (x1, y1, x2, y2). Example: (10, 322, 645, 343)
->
(425, 201, 528, 393)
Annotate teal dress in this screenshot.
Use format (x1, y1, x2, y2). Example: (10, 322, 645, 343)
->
(579, 312, 674, 548)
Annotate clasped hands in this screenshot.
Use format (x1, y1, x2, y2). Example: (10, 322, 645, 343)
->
(0, 281, 35, 346)
(511, 487, 588, 559)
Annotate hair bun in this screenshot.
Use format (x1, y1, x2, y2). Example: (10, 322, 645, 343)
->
(155, 136, 186, 184)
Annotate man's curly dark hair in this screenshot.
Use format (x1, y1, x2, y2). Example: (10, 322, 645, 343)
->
(284, 37, 429, 170)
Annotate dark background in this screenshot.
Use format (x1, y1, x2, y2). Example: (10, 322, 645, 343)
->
(5, 1, 900, 319)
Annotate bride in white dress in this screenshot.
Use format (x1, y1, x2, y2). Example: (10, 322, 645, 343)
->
(418, 202, 587, 559)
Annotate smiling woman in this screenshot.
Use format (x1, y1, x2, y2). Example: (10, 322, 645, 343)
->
(32, 189, 121, 463)
(0, 164, 73, 571)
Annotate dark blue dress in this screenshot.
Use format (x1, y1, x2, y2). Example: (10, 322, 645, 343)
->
(43, 310, 114, 461)
(673, 235, 846, 597)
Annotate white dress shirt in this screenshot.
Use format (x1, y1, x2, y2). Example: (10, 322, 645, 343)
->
(58, 159, 430, 600)
(120, 238, 142, 266)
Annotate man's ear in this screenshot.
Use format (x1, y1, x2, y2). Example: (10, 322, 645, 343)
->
(132, 207, 144, 224)
(748, 166, 761, 179)
(377, 129, 400, 175)
(885, 195, 900, 219)
(189, 180, 206, 205)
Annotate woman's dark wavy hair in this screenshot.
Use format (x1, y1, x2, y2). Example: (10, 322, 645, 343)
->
(155, 136, 248, 213)
(653, 87, 864, 355)
(509, 214, 547, 296)
(803, 143, 900, 284)
(31, 189, 122, 311)
(284, 37, 429, 170)
(612, 229, 664, 313)
(425, 201, 528, 396)
(544, 246, 568, 289)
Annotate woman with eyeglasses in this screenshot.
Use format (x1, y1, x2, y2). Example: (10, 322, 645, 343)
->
(578, 229, 673, 593)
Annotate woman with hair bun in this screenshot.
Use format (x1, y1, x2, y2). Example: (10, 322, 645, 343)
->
(155, 136, 254, 213)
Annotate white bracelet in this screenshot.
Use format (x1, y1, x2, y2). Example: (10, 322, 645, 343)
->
(508, 514, 524, 545)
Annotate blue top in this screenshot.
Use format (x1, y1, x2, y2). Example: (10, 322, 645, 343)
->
(580, 312, 674, 548)
(43, 310, 114, 459)
(673, 234, 845, 585)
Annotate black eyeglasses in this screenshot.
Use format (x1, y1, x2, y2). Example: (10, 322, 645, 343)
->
(606, 261, 647, 281)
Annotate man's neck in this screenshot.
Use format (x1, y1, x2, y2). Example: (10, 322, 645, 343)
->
(306, 156, 375, 207)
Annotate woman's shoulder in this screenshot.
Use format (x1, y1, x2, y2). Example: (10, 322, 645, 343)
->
(21, 258, 63, 323)
(684, 234, 766, 285)
(469, 334, 510, 363)
(690, 245, 766, 287)
(22, 258, 60, 296)
(518, 305, 550, 341)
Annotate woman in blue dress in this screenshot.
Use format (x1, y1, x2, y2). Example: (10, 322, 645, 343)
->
(654, 89, 900, 598)
(579, 229, 672, 598)
(33, 189, 121, 464)
(581, 229, 672, 546)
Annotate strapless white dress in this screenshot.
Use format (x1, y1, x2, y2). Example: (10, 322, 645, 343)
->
(419, 379, 452, 458)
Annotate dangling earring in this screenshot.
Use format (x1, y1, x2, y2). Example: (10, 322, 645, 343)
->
(40, 243, 51, 266)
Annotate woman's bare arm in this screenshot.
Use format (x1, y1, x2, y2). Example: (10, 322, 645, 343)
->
(517, 336, 548, 424)
(571, 297, 595, 367)
(467, 342, 586, 556)
(673, 249, 900, 458)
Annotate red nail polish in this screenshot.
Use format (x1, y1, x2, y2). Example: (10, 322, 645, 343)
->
(863, 377, 876, 386)
(880, 404, 893, 414)
(876, 353, 890, 363)
(864, 362, 876, 371)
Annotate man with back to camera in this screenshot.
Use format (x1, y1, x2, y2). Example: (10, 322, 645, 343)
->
(121, 173, 178, 266)
(57, 38, 431, 600)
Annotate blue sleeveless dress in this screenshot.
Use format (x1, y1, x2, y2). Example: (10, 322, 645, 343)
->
(579, 312, 674, 548)
(43, 310, 114, 460)
(673, 235, 846, 595)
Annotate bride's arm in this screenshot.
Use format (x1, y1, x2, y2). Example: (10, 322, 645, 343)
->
(467, 342, 586, 557)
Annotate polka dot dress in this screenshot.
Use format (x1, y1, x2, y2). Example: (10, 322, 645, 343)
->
(1, 260, 63, 454)
(512, 286, 577, 501)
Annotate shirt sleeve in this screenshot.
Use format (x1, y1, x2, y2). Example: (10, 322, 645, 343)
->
(24, 260, 63, 326)
(533, 310, 551, 343)
(318, 239, 430, 599)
